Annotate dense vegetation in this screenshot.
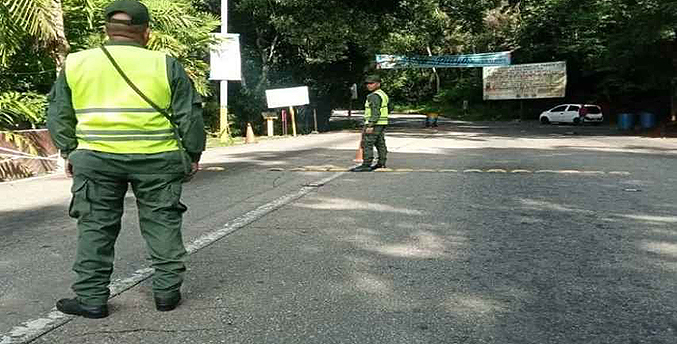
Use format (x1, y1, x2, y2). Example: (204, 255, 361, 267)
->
(1, 0, 675, 134)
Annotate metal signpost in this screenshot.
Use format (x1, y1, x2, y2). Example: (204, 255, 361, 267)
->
(220, 1, 228, 142)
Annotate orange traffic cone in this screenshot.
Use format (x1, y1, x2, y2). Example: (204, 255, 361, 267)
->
(353, 137, 363, 163)
(245, 123, 257, 144)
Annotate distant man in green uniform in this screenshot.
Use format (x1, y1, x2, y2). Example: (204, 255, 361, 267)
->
(46, 0, 205, 318)
(352, 75, 392, 172)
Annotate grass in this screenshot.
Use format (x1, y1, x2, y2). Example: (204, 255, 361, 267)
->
(396, 103, 525, 121)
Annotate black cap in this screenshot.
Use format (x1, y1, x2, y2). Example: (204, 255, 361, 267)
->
(104, 0, 150, 25)
(365, 75, 382, 83)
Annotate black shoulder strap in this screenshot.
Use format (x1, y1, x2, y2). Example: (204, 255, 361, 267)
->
(100, 45, 191, 173)
(100, 45, 174, 125)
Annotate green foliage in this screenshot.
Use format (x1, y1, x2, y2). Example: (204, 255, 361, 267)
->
(0, 0, 218, 130)
(65, 0, 219, 96)
(2, 0, 677, 132)
(0, 91, 47, 129)
(515, 0, 675, 114)
(377, 0, 677, 118)
(433, 74, 484, 105)
(0, 0, 57, 67)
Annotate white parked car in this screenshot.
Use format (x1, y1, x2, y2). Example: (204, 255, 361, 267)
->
(539, 104, 604, 125)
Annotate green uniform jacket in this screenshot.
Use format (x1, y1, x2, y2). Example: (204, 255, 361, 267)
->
(365, 89, 394, 126)
(47, 41, 205, 174)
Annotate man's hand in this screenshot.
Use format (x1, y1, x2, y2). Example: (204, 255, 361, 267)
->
(183, 162, 199, 182)
(364, 126, 374, 134)
(65, 158, 73, 178)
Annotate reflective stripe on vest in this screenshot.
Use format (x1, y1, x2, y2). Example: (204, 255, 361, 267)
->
(364, 89, 389, 125)
(65, 45, 178, 154)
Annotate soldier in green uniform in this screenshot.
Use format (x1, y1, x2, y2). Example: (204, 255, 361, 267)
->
(46, 0, 205, 318)
(352, 75, 392, 172)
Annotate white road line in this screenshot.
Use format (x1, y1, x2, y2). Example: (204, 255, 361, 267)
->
(0, 172, 345, 344)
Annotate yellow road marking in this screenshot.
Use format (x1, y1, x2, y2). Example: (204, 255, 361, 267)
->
(269, 167, 632, 176)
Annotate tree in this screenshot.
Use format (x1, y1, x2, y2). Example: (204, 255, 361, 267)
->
(0, 0, 218, 130)
(68, 0, 219, 95)
(223, 0, 400, 130)
(0, 0, 68, 68)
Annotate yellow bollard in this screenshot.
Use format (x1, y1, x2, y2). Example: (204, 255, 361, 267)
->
(219, 107, 231, 143)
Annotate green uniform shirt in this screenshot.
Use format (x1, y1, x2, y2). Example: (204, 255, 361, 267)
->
(365, 89, 394, 126)
(47, 41, 205, 174)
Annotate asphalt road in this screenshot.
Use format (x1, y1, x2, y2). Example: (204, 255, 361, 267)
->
(2, 115, 677, 343)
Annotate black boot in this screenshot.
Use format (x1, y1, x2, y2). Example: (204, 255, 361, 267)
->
(371, 162, 386, 170)
(351, 164, 373, 172)
(155, 293, 181, 312)
(56, 298, 109, 319)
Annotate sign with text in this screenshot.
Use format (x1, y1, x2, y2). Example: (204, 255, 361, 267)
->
(483, 61, 567, 100)
(209, 33, 242, 81)
(376, 52, 511, 69)
(266, 86, 310, 108)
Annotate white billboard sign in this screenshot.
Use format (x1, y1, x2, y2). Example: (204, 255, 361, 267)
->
(483, 61, 567, 100)
(265, 86, 310, 108)
(209, 33, 242, 81)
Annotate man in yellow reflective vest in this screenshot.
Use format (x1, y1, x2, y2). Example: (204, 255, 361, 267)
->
(352, 75, 392, 172)
(46, 0, 205, 318)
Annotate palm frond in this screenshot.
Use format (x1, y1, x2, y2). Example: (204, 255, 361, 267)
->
(1, 131, 40, 157)
(0, 131, 39, 181)
(147, 31, 188, 56)
(1, 0, 57, 41)
(0, 91, 47, 129)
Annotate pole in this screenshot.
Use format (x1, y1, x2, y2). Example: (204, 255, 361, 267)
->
(427, 46, 440, 94)
(672, 78, 677, 122)
(289, 106, 297, 137)
(266, 119, 274, 137)
(219, 0, 230, 142)
(313, 108, 318, 134)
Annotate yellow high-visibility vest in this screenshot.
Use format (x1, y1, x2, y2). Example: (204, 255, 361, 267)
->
(65, 45, 178, 154)
(364, 89, 389, 125)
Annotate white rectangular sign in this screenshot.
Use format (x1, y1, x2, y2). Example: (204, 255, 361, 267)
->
(266, 86, 310, 108)
(209, 33, 242, 81)
(483, 61, 567, 100)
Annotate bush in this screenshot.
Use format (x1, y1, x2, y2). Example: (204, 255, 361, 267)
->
(0, 91, 46, 130)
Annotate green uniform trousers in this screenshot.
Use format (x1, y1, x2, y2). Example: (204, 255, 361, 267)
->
(362, 125, 387, 166)
(69, 168, 187, 306)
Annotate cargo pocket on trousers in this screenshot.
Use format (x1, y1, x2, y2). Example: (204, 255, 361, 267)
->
(167, 182, 188, 214)
(68, 177, 91, 218)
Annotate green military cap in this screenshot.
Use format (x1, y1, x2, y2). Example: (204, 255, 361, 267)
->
(104, 0, 150, 25)
(364, 75, 382, 84)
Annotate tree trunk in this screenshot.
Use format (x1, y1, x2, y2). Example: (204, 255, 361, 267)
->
(49, 0, 69, 72)
(254, 32, 278, 95)
(427, 45, 440, 94)
(672, 29, 677, 122)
